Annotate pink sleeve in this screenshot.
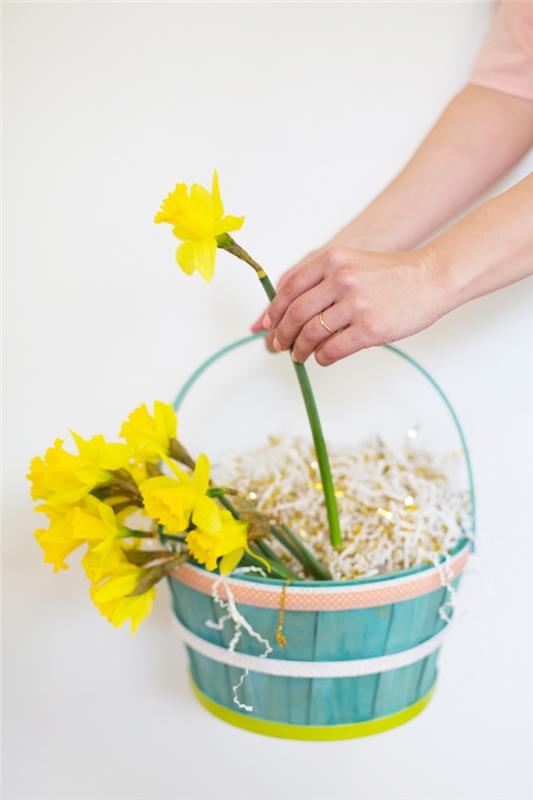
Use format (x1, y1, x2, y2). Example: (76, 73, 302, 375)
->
(470, 0, 533, 101)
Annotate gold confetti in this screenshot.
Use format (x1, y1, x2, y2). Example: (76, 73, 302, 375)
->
(276, 582, 290, 648)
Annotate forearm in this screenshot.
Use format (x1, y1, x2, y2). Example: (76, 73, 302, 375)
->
(427, 171, 533, 314)
(333, 85, 533, 252)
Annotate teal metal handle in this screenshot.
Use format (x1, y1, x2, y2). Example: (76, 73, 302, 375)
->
(173, 333, 476, 541)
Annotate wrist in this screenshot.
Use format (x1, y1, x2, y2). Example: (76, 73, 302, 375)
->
(329, 218, 411, 253)
(422, 232, 486, 318)
(413, 243, 457, 321)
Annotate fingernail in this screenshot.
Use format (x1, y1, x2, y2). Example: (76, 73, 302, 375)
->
(272, 336, 281, 351)
(263, 313, 272, 329)
(292, 352, 302, 363)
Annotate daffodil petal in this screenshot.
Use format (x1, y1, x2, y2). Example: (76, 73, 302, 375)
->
(159, 453, 191, 483)
(219, 548, 244, 575)
(154, 400, 177, 440)
(176, 242, 196, 275)
(193, 453, 210, 494)
(211, 170, 224, 218)
(176, 239, 217, 282)
(192, 495, 222, 534)
(92, 573, 138, 603)
(215, 214, 244, 235)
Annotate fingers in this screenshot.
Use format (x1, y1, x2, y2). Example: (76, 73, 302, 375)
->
(276, 248, 323, 290)
(249, 320, 281, 352)
(250, 254, 318, 332)
(314, 322, 376, 366)
(264, 330, 278, 352)
(251, 314, 266, 333)
(263, 260, 326, 330)
(291, 301, 355, 363)
(252, 246, 328, 334)
(271, 280, 339, 351)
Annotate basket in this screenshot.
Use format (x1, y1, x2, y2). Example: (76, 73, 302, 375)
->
(168, 334, 475, 740)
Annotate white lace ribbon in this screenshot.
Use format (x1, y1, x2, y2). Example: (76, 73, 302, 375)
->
(177, 618, 448, 679)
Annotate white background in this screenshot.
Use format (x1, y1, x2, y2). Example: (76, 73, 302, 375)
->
(3, 2, 533, 798)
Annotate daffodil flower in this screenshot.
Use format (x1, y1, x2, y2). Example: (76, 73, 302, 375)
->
(83, 544, 155, 634)
(28, 433, 131, 509)
(120, 401, 177, 463)
(140, 453, 220, 534)
(71, 496, 127, 561)
(34, 505, 79, 572)
(34, 495, 127, 572)
(186, 509, 249, 574)
(154, 171, 244, 282)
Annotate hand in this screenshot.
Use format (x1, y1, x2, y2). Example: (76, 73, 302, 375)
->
(251, 248, 323, 351)
(260, 246, 443, 366)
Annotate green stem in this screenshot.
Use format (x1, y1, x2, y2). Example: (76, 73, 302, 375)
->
(215, 493, 242, 518)
(217, 233, 342, 549)
(268, 526, 317, 579)
(253, 538, 291, 568)
(276, 524, 332, 581)
(244, 546, 299, 581)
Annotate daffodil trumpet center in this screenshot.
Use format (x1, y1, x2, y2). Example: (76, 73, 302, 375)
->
(215, 234, 342, 550)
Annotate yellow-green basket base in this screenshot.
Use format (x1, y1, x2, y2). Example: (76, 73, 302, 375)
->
(190, 678, 436, 741)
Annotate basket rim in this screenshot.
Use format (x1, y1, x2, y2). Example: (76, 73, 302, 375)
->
(185, 536, 470, 590)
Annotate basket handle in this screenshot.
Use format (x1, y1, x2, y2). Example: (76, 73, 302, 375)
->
(173, 333, 476, 542)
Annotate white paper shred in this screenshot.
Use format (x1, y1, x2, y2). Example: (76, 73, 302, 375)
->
(212, 435, 472, 581)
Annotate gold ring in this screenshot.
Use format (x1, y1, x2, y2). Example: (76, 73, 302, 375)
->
(319, 310, 335, 335)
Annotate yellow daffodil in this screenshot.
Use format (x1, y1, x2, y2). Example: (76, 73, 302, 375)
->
(154, 171, 244, 282)
(34, 505, 80, 572)
(120, 401, 177, 463)
(141, 453, 220, 534)
(186, 509, 249, 574)
(28, 433, 131, 509)
(71, 496, 125, 559)
(82, 540, 120, 582)
(85, 544, 155, 634)
(34, 496, 126, 572)
(82, 538, 139, 586)
(91, 585, 155, 635)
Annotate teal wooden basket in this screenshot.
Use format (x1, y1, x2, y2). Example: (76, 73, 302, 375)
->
(168, 334, 475, 740)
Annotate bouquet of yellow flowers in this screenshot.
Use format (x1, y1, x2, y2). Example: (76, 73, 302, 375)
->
(28, 172, 336, 633)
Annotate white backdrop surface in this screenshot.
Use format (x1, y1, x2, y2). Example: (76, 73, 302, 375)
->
(3, 2, 533, 799)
